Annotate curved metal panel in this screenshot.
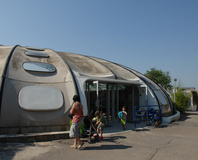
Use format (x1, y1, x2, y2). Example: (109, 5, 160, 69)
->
(90, 57, 138, 80)
(6, 46, 72, 83)
(0, 79, 76, 127)
(0, 46, 13, 77)
(57, 52, 114, 78)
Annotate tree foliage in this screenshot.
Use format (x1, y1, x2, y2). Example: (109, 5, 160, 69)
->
(144, 68, 172, 90)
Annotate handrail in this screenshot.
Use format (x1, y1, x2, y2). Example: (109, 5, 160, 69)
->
(134, 105, 162, 127)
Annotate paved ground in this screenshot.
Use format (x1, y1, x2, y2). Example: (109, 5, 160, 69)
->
(1, 111, 198, 160)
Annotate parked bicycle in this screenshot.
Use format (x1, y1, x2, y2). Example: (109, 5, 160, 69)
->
(145, 110, 161, 127)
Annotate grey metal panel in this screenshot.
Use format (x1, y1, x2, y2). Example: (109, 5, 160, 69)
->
(0, 46, 77, 128)
(0, 46, 13, 77)
(0, 79, 75, 127)
(89, 57, 138, 80)
(57, 52, 115, 78)
(6, 46, 72, 83)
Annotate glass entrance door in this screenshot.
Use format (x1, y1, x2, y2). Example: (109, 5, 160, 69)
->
(84, 81, 118, 122)
(84, 81, 139, 122)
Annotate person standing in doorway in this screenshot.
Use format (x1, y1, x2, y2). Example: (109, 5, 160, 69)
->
(119, 106, 128, 130)
(69, 95, 84, 149)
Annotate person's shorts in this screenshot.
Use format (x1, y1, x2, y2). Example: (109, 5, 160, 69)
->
(69, 119, 83, 138)
(121, 119, 126, 125)
(97, 122, 106, 130)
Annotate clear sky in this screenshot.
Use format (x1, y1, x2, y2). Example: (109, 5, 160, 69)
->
(1, 0, 198, 90)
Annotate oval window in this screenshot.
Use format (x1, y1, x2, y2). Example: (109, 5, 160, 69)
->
(24, 51, 50, 58)
(18, 86, 63, 111)
(23, 62, 56, 73)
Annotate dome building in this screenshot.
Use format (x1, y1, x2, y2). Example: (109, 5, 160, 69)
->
(0, 45, 174, 134)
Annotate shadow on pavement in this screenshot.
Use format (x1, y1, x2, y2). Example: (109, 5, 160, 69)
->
(178, 114, 191, 122)
(102, 136, 126, 143)
(84, 144, 132, 150)
(0, 143, 34, 160)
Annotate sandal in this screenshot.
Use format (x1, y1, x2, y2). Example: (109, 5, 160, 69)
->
(78, 142, 84, 149)
(70, 145, 77, 149)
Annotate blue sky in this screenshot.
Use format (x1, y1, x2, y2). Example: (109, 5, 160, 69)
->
(1, 0, 198, 90)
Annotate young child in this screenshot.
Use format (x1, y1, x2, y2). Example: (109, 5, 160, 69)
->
(119, 106, 127, 130)
(94, 111, 107, 139)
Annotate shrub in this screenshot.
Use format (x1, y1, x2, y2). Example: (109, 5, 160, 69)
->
(171, 88, 189, 114)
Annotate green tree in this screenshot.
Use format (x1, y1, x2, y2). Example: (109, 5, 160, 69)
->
(144, 68, 172, 90)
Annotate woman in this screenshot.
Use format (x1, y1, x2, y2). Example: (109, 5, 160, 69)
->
(69, 95, 84, 149)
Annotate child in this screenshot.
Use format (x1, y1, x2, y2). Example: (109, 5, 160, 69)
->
(94, 111, 107, 139)
(118, 106, 127, 130)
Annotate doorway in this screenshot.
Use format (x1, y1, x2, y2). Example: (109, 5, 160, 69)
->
(84, 81, 139, 122)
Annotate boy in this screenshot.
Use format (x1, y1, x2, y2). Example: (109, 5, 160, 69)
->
(119, 106, 127, 130)
(94, 111, 107, 139)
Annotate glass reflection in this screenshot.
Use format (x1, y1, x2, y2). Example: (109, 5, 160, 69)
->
(154, 91, 167, 105)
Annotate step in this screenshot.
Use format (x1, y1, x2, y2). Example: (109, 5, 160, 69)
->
(0, 131, 70, 143)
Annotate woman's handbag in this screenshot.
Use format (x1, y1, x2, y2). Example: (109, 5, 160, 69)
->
(68, 113, 73, 119)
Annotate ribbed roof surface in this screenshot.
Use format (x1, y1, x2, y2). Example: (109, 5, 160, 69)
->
(57, 51, 140, 82)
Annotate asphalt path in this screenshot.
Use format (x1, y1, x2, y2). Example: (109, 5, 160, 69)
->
(1, 111, 198, 160)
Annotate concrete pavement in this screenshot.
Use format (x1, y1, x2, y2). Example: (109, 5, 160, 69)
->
(0, 111, 198, 160)
(0, 118, 146, 143)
